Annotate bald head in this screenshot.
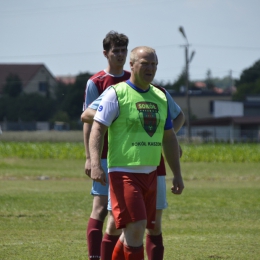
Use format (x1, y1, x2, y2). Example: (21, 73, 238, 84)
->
(129, 46, 158, 90)
(130, 46, 157, 64)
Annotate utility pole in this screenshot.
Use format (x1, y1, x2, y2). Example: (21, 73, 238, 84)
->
(179, 26, 195, 143)
(229, 70, 233, 88)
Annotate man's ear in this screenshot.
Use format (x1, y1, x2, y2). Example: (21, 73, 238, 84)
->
(129, 61, 134, 71)
(103, 50, 107, 58)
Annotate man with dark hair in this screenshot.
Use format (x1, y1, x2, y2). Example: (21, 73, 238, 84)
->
(83, 30, 130, 260)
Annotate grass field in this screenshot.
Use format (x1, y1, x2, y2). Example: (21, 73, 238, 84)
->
(1, 155, 260, 259)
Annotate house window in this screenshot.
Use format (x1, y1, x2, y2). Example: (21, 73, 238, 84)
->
(39, 82, 47, 92)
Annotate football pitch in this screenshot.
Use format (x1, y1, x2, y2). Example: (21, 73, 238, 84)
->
(0, 158, 259, 259)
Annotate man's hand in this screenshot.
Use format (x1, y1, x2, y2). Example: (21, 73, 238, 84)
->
(171, 175, 184, 195)
(85, 158, 91, 177)
(91, 166, 107, 186)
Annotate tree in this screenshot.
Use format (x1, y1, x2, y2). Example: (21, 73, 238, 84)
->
(61, 72, 92, 120)
(3, 73, 23, 97)
(155, 69, 186, 93)
(205, 69, 215, 90)
(233, 79, 260, 101)
(3, 94, 55, 121)
(172, 69, 186, 92)
(237, 60, 260, 85)
(51, 110, 70, 123)
(233, 59, 260, 101)
(0, 97, 7, 121)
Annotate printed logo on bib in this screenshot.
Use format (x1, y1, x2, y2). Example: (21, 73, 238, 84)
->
(136, 102, 160, 137)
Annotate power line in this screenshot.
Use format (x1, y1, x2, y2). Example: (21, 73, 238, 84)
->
(0, 51, 99, 59)
(0, 0, 174, 16)
(193, 43, 260, 51)
(0, 43, 259, 60)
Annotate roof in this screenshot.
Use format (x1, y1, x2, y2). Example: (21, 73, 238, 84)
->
(56, 75, 76, 85)
(190, 116, 260, 126)
(0, 63, 45, 94)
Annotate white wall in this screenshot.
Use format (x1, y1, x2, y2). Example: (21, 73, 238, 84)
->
(213, 101, 243, 118)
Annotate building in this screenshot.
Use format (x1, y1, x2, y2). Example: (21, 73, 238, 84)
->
(244, 95, 260, 116)
(171, 92, 260, 142)
(190, 116, 260, 142)
(171, 92, 233, 119)
(0, 63, 57, 98)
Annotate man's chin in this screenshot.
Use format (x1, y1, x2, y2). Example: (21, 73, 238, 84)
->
(144, 76, 155, 83)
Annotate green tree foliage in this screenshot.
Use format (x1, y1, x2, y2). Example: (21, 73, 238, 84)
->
(51, 110, 70, 123)
(0, 72, 92, 124)
(234, 59, 260, 101)
(238, 60, 260, 85)
(2, 94, 55, 121)
(60, 72, 92, 120)
(54, 81, 70, 107)
(171, 69, 186, 92)
(211, 76, 233, 89)
(205, 69, 215, 90)
(233, 79, 260, 101)
(3, 73, 22, 97)
(156, 69, 186, 92)
(0, 98, 7, 121)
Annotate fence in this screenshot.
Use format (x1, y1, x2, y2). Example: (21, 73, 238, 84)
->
(185, 126, 260, 143)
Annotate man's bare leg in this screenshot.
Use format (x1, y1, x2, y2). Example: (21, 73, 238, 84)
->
(101, 211, 121, 260)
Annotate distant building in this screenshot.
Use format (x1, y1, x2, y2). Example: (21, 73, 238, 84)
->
(0, 63, 57, 98)
(171, 92, 260, 142)
(171, 92, 233, 119)
(56, 75, 76, 85)
(190, 116, 260, 142)
(244, 95, 260, 117)
(212, 100, 243, 118)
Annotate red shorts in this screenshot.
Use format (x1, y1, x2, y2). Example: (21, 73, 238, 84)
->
(157, 155, 166, 176)
(109, 171, 157, 229)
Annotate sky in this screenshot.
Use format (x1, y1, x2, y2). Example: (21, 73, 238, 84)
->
(1, 0, 260, 84)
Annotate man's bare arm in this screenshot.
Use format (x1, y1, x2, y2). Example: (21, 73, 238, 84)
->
(81, 107, 96, 124)
(172, 110, 185, 157)
(162, 128, 184, 195)
(173, 110, 185, 133)
(89, 120, 108, 186)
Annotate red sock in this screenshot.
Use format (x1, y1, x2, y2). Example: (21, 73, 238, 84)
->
(101, 233, 120, 260)
(112, 239, 125, 260)
(87, 218, 103, 259)
(146, 234, 164, 260)
(124, 244, 144, 260)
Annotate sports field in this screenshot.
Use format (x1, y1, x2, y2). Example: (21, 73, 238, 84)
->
(0, 141, 260, 259)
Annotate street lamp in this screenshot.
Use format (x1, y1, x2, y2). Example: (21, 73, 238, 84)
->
(179, 26, 195, 143)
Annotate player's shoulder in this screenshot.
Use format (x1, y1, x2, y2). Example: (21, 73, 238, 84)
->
(123, 70, 131, 77)
(151, 83, 166, 94)
(90, 70, 107, 81)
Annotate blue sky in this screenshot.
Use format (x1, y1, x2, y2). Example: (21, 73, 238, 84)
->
(1, 0, 260, 83)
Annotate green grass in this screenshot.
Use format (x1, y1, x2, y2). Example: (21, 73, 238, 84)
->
(1, 142, 260, 162)
(1, 158, 260, 259)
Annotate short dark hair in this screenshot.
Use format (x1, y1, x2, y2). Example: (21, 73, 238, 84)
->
(103, 30, 129, 52)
